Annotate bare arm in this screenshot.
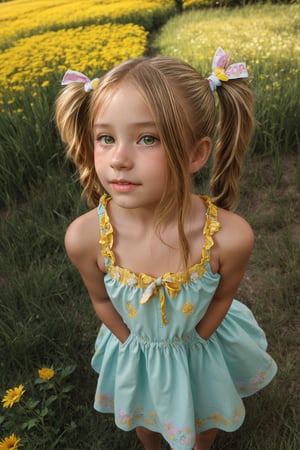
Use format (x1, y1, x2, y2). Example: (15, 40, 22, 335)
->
(196, 211, 254, 340)
(65, 209, 130, 344)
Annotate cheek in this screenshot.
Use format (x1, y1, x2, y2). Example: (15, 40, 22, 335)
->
(143, 154, 165, 174)
(94, 150, 106, 179)
(94, 148, 105, 166)
(156, 154, 168, 178)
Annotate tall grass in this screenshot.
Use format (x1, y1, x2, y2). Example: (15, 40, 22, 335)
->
(0, 87, 61, 207)
(0, 2, 299, 449)
(154, 3, 300, 165)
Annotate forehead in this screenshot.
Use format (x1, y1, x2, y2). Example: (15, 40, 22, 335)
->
(94, 81, 155, 122)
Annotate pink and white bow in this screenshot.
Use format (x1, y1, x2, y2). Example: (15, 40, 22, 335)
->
(207, 47, 248, 92)
(61, 70, 99, 92)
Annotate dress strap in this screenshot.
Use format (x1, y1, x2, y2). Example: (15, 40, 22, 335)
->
(98, 193, 115, 268)
(97, 193, 220, 274)
(200, 195, 221, 261)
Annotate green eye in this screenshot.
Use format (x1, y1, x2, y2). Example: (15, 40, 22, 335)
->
(101, 135, 114, 144)
(140, 136, 157, 145)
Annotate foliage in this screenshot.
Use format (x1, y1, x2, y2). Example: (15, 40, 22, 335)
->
(0, 366, 77, 449)
(183, 0, 300, 10)
(0, 0, 176, 49)
(0, 23, 148, 104)
(154, 3, 300, 159)
(0, 87, 61, 207)
(0, 1, 299, 449)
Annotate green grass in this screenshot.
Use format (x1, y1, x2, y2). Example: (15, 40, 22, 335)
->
(154, 2, 300, 163)
(0, 2, 299, 449)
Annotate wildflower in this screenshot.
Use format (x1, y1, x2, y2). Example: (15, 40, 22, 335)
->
(1, 385, 25, 408)
(38, 367, 55, 380)
(0, 433, 21, 450)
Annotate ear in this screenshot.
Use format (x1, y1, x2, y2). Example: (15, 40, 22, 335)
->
(189, 137, 211, 174)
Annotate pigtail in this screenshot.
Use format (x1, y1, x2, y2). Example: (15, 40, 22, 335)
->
(210, 79, 255, 210)
(55, 84, 102, 207)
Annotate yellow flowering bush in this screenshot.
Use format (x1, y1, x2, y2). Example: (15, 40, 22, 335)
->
(0, 23, 148, 103)
(0, 365, 76, 448)
(0, 0, 175, 47)
(183, 0, 212, 9)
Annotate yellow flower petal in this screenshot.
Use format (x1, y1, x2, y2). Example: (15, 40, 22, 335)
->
(1, 385, 25, 408)
(0, 433, 21, 450)
(38, 367, 55, 380)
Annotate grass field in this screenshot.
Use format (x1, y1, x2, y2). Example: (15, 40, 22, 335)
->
(0, 1, 299, 449)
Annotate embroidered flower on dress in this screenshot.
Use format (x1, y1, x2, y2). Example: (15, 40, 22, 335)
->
(126, 301, 137, 318)
(195, 417, 206, 428)
(162, 421, 196, 447)
(144, 411, 159, 426)
(118, 407, 145, 428)
(181, 302, 194, 317)
(164, 420, 180, 441)
(236, 363, 274, 394)
(190, 271, 199, 281)
(208, 402, 243, 427)
(249, 368, 268, 389)
(118, 409, 133, 427)
(114, 270, 121, 281)
(97, 393, 114, 409)
(181, 426, 195, 445)
(127, 277, 137, 287)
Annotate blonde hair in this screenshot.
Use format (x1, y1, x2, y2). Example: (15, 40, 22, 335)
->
(55, 56, 254, 265)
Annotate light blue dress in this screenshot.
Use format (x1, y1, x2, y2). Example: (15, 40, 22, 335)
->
(91, 194, 277, 450)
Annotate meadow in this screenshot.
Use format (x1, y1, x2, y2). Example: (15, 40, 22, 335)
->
(0, 0, 299, 449)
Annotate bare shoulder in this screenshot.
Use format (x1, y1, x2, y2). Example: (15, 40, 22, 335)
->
(215, 207, 254, 263)
(64, 208, 99, 263)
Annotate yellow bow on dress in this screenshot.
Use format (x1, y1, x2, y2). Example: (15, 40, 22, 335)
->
(140, 276, 181, 325)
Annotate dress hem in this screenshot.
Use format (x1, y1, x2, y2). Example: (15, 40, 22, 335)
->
(93, 405, 246, 434)
(239, 363, 278, 399)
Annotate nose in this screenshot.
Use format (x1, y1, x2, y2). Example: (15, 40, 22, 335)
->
(110, 143, 133, 171)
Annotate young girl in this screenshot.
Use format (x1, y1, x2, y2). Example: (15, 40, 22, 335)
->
(55, 48, 277, 450)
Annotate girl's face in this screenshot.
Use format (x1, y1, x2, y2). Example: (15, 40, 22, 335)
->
(93, 82, 168, 212)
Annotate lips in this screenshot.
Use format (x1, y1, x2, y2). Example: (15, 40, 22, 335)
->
(110, 179, 140, 192)
(111, 179, 138, 185)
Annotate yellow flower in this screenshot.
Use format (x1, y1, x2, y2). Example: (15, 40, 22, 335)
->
(38, 367, 55, 380)
(126, 301, 137, 318)
(1, 385, 25, 408)
(181, 301, 194, 317)
(0, 434, 21, 450)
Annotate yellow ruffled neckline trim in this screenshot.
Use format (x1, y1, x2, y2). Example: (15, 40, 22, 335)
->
(98, 193, 221, 288)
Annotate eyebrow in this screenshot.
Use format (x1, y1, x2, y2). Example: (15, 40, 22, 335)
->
(93, 121, 157, 129)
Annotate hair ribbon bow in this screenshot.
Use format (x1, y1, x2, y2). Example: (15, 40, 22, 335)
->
(207, 47, 249, 92)
(61, 69, 99, 92)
